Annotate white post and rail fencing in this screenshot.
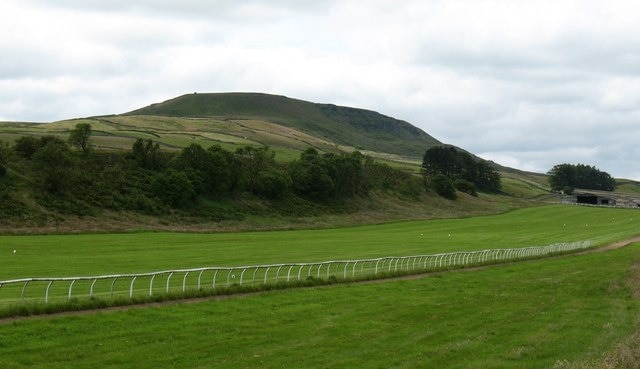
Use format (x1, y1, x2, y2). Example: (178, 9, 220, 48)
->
(0, 241, 591, 306)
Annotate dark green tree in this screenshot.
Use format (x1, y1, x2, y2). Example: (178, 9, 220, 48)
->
(253, 167, 291, 199)
(0, 142, 10, 177)
(14, 136, 40, 159)
(422, 146, 500, 192)
(235, 146, 277, 195)
(290, 148, 334, 200)
(150, 169, 196, 208)
(548, 163, 615, 192)
(132, 139, 165, 170)
(68, 123, 92, 154)
(32, 140, 75, 194)
(453, 179, 477, 196)
(323, 151, 365, 197)
(430, 174, 457, 199)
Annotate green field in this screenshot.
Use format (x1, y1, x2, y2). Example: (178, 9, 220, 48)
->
(1, 205, 638, 281)
(1, 205, 640, 367)
(1, 242, 639, 368)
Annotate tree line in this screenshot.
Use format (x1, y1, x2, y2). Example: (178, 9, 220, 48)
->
(0, 124, 425, 217)
(420, 145, 501, 199)
(547, 163, 615, 193)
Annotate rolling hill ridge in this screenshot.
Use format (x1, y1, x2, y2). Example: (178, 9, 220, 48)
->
(126, 92, 441, 158)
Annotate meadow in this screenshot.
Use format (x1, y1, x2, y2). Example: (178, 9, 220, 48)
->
(1, 205, 638, 280)
(1, 240, 639, 368)
(1, 205, 640, 368)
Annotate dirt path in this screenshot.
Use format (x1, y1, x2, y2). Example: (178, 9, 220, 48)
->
(2, 235, 640, 324)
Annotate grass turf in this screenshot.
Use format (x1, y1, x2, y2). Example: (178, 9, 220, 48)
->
(1, 243, 638, 368)
(1, 205, 638, 281)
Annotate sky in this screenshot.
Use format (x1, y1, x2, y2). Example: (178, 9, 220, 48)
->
(1, 0, 639, 180)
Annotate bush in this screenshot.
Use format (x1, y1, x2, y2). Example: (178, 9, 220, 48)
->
(454, 179, 477, 197)
(430, 174, 457, 200)
(398, 177, 423, 199)
(151, 169, 196, 208)
(254, 168, 291, 199)
(14, 136, 40, 159)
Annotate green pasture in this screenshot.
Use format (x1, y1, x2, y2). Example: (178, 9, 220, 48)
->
(1, 205, 638, 281)
(1, 243, 639, 368)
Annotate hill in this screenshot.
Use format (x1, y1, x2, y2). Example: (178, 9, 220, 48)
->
(126, 92, 441, 158)
(0, 91, 583, 234)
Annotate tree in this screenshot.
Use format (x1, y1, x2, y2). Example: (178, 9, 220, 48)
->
(32, 140, 75, 194)
(430, 174, 457, 199)
(253, 168, 291, 199)
(132, 139, 164, 170)
(14, 136, 40, 159)
(323, 151, 365, 197)
(150, 169, 196, 208)
(422, 146, 501, 192)
(289, 148, 335, 200)
(0, 142, 10, 177)
(454, 179, 477, 196)
(547, 163, 615, 192)
(68, 123, 92, 154)
(547, 164, 576, 192)
(235, 146, 277, 195)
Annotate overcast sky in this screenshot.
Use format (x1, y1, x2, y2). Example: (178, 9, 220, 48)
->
(2, 1, 639, 180)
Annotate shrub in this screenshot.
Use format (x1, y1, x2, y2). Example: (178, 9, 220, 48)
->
(430, 174, 457, 200)
(254, 168, 291, 199)
(454, 179, 478, 197)
(151, 169, 196, 208)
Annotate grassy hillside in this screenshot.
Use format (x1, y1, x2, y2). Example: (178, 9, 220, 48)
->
(126, 92, 441, 158)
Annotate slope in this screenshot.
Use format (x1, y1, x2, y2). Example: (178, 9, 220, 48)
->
(126, 92, 441, 157)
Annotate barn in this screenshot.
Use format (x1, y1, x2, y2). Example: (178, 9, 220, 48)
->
(574, 192, 616, 206)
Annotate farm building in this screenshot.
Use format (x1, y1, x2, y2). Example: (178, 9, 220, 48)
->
(575, 192, 616, 205)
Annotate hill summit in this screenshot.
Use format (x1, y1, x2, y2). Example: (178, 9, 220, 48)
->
(126, 92, 441, 158)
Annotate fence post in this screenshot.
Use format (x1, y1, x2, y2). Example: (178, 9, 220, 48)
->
(212, 269, 219, 289)
(90, 279, 97, 299)
(264, 267, 271, 284)
(45, 280, 54, 304)
(240, 268, 248, 285)
(21, 280, 29, 302)
(166, 272, 174, 293)
(198, 270, 205, 290)
(149, 274, 156, 296)
(227, 269, 235, 286)
(182, 272, 190, 292)
(110, 278, 118, 300)
(68, 279, 77, 302)
(287, 265, 294, 282)
(129, 276, 137, 298)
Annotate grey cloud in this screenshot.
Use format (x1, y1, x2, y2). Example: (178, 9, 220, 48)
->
(2, 0, 639, 180)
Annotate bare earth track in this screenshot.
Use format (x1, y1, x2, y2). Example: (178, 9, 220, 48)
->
(2, 235, 639, 324)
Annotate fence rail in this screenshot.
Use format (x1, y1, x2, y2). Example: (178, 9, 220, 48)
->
(0, 241, 591, 306)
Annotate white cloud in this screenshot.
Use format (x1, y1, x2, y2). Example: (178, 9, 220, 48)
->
(1, 0, 639, 179)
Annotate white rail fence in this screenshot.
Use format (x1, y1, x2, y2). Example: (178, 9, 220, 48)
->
(0, 241, 591, 306)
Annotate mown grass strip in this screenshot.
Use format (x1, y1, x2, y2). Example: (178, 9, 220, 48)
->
(1, 205, 639, 281)
(0, 241, 590, 317)
(1, 244, 639, 368)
